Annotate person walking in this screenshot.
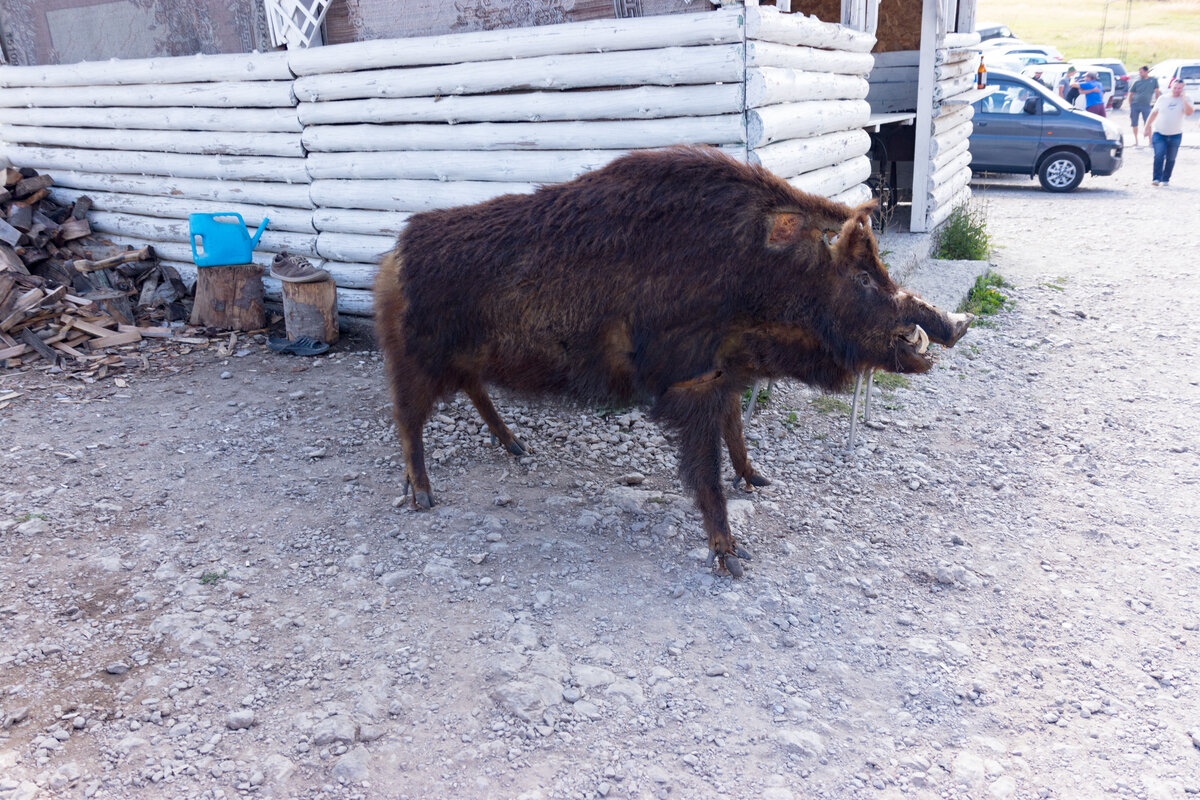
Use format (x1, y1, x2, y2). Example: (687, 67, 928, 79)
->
(1127, 66, 1160, 146)
(1144, 79, 1196, 186)
(1075, 71, 1107, 116)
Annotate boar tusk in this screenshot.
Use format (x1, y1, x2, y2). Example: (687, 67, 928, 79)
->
(905, 325, 930, 354)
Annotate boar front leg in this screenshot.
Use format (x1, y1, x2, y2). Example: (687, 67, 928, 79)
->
(720, 394, 770, 491)
(463, 380, 528, 456)
(655, 382, 753, 577)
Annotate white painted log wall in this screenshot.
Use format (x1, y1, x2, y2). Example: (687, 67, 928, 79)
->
(923, 47, 980, 230)
(0, 5, 884, 316)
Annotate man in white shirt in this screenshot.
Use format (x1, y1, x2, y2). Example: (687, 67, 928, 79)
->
(1143, 79, 1196, 186)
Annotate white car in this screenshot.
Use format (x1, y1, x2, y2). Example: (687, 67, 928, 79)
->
(1149, 59, 1200, 104)
(986, 44, 1065, 64)
(1026, 63, 1115, 109)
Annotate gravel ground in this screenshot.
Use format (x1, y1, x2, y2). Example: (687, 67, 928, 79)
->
(1, 131, 1199, 800)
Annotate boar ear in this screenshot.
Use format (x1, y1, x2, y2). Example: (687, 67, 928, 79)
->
(767, 211, 843, 249)
(831, 209, 872, 263)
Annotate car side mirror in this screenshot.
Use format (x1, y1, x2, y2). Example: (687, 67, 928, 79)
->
(1024, 97, 1039, 115)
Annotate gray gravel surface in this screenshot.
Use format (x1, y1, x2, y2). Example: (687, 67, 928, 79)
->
(1, 138, 1198, 799)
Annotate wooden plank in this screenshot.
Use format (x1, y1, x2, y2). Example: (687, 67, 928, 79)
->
(0, 126, 303, 158)
(0, 51, 292, 87)
(0, 144, 310, 183)
(44, 169, 313, 209)
(297, 83, 743, 126)
(0, 106, 302, 133)
(88, 331, 143, 349)
(293, 45, 744, 102)
(0, 82, 296, 109)
(302, 116, 746, 153)
(746, 99, 871, 148)
(0, 343, 27, 359)
(18, 328, 60, 363)
(287, 7, 744, 76)
(305, 149, 624, 183)
(63, 317, 119, 338)
(48, 188, 317, 234)
(745, 6, 876, 53)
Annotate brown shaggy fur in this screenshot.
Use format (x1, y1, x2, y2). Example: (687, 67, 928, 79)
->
(375, 146, 968, 575)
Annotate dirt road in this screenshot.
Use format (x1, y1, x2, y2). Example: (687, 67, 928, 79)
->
(1, 135, 1198, 800)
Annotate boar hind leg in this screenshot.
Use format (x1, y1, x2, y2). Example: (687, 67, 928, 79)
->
(387, 366, 437, 509)
(656, 386, 752, 577)
(720, 396, 770, 491)
(464, 381, 527, 456)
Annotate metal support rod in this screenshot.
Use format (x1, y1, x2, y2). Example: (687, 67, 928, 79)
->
(863, 369, 874, 424)
(847, 372, 863, 450)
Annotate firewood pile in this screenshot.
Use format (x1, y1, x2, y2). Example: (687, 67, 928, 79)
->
(0, 166, 203, 373)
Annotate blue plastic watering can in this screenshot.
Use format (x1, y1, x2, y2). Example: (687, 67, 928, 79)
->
(189, 212, 269, 267)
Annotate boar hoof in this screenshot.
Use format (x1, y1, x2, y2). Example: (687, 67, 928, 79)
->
(748, 472, 770, 487)
(507, 439, 528, 456)
(414, 490, 436, 510)
(723, 554, 745, 578)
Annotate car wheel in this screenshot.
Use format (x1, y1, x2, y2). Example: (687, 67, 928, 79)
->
(1038, 151, 1085, 192)
(1111, 99, 1123, 109)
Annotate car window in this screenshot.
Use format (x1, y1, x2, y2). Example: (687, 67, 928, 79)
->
(1180, 66, 1200, 80)
(977, 82, 1041, 115)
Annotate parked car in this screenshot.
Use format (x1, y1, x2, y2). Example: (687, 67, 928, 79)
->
(1026, 63, 1115, 108)
(985, 43, 1065, 63)
(1076, 58, 1129, 108)
(975, 22, 1019, 42)
(969, 69, 1124, 192)
(1149, 59, 1200, 104)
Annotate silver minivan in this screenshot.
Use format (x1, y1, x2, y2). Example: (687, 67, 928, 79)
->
(969, 69, 1124, 192)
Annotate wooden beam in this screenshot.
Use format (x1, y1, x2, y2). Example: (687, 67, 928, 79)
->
(43, 169, 313, 209)
(310, 179, 534, 212)
(305, 149, 624, 183)
(0, 82, 296, 109)
(0, 144, 309, 183)
(0, 51, 292, 87)
(0, 125, 303, 157)
(0, 106, 301, 133)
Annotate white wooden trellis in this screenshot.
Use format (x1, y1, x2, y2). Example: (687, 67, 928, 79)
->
(265, 0, 330, 49)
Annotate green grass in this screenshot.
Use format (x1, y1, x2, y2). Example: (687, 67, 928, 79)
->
(933, 202, 992, 261)
(958, 272, 1014, 321)
(741, 385, 771, 406)
(200, 570, 228, 585)
(977, 0, 1200, 69)
(812, 395, 851, 415)
(1040, 276, 1069, 291)
(17, 513, 46, 522)
(872, 373, 911, 391)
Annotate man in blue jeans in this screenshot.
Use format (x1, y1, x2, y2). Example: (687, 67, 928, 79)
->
(1144, 80, 1196, 186)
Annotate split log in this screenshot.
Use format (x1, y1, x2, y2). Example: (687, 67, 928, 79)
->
(786, 156, 872, 200)
(287, 7, 743, 76)
(746, 69, 869, 107)
(0, 81, 296, 109)
(58, 217, 91, 240)
(0, 144, 309, 182)
(293, 45, 743, 103)
(301, 116, 746, 153)
(0, 126, 303, 158)
(744, 6, 877, 53)
(14, 173, 53, 198)
(297, 83, 742, 126)
(18, 327, 60, 364)
(281, 279, 339, 344)
(84, 289, 134, 325)
(0, 217, 20, 246)
(0, 243, 29, 273)
(8, 202, 33, 231)
(71, 246, 154, 274)
(48, 188, 317, 234)
(0, 51, 292, 88)
(0, 106, 303, 133)
(746, 99, 871, 148)
(310, 180, 533, 213)
(305, 149, 622, 183)
(45, 169, 313, 208)
(190, 264, 265, 331)
(746, 42, 875, 76)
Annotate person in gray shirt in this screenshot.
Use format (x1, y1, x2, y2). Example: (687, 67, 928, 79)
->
(1128, 66, 1160, 147)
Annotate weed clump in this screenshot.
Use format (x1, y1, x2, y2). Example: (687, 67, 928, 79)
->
(959, 272, 1013, 320)
(933, 203, 992, 261)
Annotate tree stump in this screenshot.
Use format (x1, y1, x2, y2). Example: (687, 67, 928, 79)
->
(190, 264, 264, 331)
(281, 279, 339, 344)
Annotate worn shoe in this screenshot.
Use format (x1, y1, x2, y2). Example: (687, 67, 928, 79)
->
(1152, 180, 1160, 186)
(270, 251, 330, 283)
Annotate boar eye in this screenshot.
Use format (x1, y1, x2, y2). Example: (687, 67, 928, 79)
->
(857, 272, 872, 288)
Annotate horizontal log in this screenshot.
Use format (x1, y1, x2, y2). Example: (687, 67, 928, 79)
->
(929, 150, 973, 192)
(830, 181, 872, 208)
(306, 149, 625, 183)
(935, 73, 977, 103)
(746, 68, 869, 107)
(747, 41, 875, 75)
(747, 99, 870, 148)
(88, 211, 318, 256)
(308, 262, 380, 290)
(310, 179, 534, 212)
(294, 45, 744, 103)
(744, 7, 876, 53)
(316, 232, 394, 264)
(312, 209, 411, 236)
(299, 83, 742, 126)
(928, 165, 973, 210)
(0, 106, 301, 133)
(303, 116, 746, 153)
(929, 119, 974, 157)
(941, 32, 982, 50)
(45, 169, 313, 209)
(288, 7, 743, 75)
(931, 105, 973, 136)
(0, 81, 295, 109)
(0, 144, 309, 183)
(0, 51, 292, 87)
(47, 188, 316, 234)
(0, 125, 302, 157)
(938, 48, 979, 67)
(927, 186, 972, 229)
(787, 156, 872, 199)
(751, 129, 871, 178)
(936, 58, 979, 82)
(930, 136, 971, 173)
